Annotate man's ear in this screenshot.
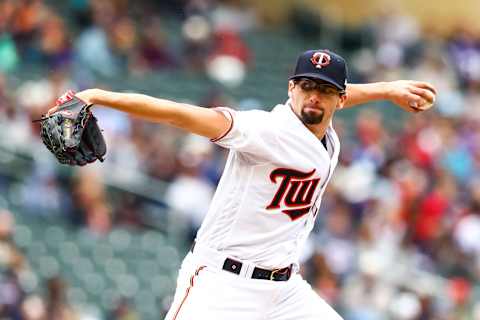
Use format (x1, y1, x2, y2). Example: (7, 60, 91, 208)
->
(288, 80, 295, 99)
(337, 93, 348, 109)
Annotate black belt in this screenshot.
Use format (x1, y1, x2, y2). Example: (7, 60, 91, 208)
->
(190, 241, 292, 281)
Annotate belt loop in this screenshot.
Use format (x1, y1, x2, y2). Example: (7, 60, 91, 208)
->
(240, 262, 253, 279)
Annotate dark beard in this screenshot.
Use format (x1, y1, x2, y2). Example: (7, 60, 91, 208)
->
(301, 108, 324, 125)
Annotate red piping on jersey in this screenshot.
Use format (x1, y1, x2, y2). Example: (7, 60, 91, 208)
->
(210, 108, 234, 142)
(172, 266, 206, 320)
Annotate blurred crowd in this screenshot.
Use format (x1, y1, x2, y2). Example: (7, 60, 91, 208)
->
(2, 0, 480, 319)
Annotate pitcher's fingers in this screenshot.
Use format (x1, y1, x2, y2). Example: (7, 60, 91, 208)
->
(411, 81, 437, 95)
(46, 106, 59, 117)
(406, 92, 424, 106)
(410, 87, 435, 104)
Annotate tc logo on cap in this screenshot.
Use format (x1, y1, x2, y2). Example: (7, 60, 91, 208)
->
(310, 52, 331, 69)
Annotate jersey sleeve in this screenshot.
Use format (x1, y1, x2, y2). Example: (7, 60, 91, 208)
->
(210, 107, 278, 160)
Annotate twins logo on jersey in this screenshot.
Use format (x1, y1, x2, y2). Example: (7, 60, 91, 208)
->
(266, 168, 320, 221)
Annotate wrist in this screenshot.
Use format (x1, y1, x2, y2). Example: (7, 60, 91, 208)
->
(380, 82, 394, 101)
(76, 88, 102, 105)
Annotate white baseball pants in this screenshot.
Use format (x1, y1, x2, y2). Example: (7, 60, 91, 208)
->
(164, 244, 343, 320)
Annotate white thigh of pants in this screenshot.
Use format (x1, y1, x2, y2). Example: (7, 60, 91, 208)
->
(164, 252, 343, 320)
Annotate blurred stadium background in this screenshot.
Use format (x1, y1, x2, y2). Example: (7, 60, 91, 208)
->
(1, 0, 480, 319)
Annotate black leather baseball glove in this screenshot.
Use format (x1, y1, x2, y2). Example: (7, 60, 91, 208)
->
(39, 90, 106, 166)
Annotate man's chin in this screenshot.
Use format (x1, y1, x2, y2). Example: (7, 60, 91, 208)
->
(301, 110, 324, 125)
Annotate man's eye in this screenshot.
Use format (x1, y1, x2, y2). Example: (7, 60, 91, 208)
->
(322, 88, 333, 94)
(319, 86, 337, 95)
(302, 82, 315, 90)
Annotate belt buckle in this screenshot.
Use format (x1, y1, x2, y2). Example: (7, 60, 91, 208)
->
(269, 266, 291, 281)
(269, 268, 282, 281)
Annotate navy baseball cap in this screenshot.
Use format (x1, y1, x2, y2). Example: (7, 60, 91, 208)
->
(289, 49, 348, 91)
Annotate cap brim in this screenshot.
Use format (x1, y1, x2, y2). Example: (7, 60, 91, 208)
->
(289, 73, 345, 91)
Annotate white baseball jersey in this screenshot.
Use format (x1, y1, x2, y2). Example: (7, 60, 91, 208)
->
(195, 100, 340, 269)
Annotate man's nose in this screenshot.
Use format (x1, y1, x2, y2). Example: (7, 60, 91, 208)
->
(308, 92, 321, 103)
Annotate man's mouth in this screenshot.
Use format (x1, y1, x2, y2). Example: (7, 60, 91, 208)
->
(304, 105, 323, 112)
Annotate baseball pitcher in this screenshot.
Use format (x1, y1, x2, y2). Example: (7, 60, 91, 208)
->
(45, 49, 436, 319)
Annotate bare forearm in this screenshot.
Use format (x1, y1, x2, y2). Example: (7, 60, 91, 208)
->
(86, 89, 187, 123)
(343, 83, 389, 108)
(343, 81, 436, 112)
(74, 89, 230, 139)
